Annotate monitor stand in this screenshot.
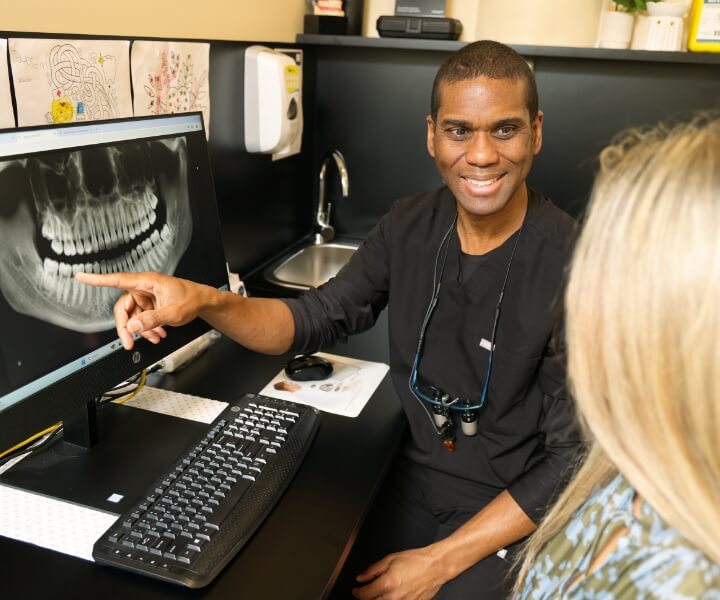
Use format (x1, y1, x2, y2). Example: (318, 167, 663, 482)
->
(0, 401, 206, 514)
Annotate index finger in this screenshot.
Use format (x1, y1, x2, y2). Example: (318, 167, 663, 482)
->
(75, 271, 152, 292)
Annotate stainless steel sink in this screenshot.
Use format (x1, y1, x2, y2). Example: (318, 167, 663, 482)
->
(265, 242, 359, 290)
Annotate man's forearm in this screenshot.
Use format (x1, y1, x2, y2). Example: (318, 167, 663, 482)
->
(199, 289, 295, 355)
(425, 490, 536, 584)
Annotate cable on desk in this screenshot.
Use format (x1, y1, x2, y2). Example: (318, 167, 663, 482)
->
(0, 368, 151, 465)
(96, 365, 160, 406)
(107, 369, 148, 405)
(0, 422, 62, 464)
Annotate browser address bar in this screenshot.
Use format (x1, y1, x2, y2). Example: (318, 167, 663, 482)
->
(0, 122, 201, 158)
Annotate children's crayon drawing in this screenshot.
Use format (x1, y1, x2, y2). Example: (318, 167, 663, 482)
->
(9, 38, 132, 127)
(131, 41, 210, 135)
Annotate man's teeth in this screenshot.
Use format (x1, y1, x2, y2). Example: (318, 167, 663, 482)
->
(38, 190, 159, 257)
(465, 174, 503, 187)
(39, 224, 174, 305)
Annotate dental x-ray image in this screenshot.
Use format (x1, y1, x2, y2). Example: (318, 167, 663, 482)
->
(0, 137, 193, 333)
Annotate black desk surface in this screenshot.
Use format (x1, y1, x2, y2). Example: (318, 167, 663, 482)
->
(0, 312, 405, 599)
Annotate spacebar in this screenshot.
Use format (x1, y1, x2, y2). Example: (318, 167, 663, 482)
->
(206, 479, 254, 528)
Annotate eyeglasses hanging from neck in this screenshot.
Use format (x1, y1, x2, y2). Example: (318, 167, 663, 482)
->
(408, 212, 524, 451)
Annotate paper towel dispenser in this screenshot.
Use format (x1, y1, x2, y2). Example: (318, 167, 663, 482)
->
(244, 45, 301, 154)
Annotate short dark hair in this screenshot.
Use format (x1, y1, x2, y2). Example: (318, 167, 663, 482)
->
(430, 40, 538, 122)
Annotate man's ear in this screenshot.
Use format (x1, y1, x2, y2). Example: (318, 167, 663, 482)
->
(426, 115, 436, 158)
(532, 110, 544, 156)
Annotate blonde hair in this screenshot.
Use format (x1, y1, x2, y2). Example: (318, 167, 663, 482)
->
(515, 114, 720, 591)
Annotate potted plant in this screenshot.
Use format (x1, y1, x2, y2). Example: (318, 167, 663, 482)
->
(597, 0, 659, 48)
(612, 0, 658, 11)
(639, 1, 691, 51)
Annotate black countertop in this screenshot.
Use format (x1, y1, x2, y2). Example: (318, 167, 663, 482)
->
(0, 311, 403, 599)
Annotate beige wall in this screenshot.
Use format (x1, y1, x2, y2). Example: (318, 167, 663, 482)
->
(2, 0, 307, 42)
(364, 0, 606, 47)
(473, 0, 605, 48)
(6, 0, 607, 47)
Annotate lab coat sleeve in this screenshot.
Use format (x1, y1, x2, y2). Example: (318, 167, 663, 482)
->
(507, 319, 585, 523)
(281, 210, 392, 355)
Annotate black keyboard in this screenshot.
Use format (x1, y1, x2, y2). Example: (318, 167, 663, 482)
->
(93, 393, 320, 587)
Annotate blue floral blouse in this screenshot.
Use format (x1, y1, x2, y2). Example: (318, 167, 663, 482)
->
(519, 474, 720, 598)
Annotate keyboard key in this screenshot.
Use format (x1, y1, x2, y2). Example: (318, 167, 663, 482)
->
(178, 548, 197, 564)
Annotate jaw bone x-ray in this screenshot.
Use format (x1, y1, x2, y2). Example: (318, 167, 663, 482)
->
(0, 137, 193, 333)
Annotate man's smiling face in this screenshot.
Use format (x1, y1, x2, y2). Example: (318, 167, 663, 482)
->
(427, 76, 543, 220)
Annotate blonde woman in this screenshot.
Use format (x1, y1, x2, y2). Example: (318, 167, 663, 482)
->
(514, 115, 720, 597)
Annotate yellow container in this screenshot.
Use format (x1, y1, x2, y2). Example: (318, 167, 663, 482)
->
(688, 0, 720, 52)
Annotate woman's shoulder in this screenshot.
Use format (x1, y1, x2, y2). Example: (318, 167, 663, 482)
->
(625, 492, 720, 597)
(521, 475, 720, 598)
(609, 549, 720, 598)
(586, 476, 720, 597)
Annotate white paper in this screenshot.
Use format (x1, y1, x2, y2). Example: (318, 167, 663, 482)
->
(0, 40, 15, 128)
(260, 352, 389, 417)
(120, 385, 227, 424)
(0, 485, 118, 561)
(9, 38, 132, 127)
(131, 41, 210, 135)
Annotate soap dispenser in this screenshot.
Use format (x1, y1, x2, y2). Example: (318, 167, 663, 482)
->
(243, 46, 301, 153)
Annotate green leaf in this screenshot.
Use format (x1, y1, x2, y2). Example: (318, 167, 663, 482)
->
(611, 0, 659, 13)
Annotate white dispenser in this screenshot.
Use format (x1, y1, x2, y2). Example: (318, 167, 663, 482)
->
(243, 46, 301, 154)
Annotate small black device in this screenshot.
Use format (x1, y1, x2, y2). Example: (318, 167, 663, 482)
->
(395, 0, 446, 18)
(284, 354, 334, 381)
(303, 14, 349, 35)
(376, 15, 462, 40)
(93, 393, 321, 588)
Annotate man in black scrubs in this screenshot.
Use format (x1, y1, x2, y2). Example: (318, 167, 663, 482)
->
(78, 41, 581, 599)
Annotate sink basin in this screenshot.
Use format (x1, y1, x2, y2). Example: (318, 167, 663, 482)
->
(265, 242, 359, 290)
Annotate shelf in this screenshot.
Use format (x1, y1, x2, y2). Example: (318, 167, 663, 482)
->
(297, 33, 465, 52)
(297, 34, 720, 65)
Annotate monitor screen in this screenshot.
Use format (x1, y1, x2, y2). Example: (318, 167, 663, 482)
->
(0, 113, 229, 454)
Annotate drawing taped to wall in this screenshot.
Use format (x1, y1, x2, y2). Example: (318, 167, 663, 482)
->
(8, 38, 132, 128)
(0, 40, 14, 129)
(131, 41, 210, 136)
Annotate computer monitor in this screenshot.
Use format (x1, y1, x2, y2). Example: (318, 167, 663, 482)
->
(0, 113, 229, 507)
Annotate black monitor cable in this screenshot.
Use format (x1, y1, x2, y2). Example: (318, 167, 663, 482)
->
(96, 366, 155, 407)
(0, 368, 152, 467)
(0, 421, 65, 469)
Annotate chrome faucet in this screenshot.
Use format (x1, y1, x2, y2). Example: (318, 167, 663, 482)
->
(315, 150, 349, 244)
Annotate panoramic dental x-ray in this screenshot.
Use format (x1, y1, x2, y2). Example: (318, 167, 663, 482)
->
(0, 137, 193, 334)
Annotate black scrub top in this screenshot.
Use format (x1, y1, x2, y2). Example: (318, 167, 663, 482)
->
(284, 186, 582, 522)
